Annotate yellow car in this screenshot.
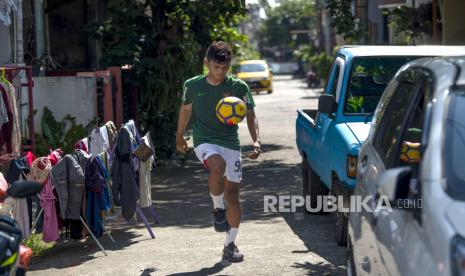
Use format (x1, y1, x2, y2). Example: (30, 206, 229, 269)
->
(235, 60, 273, 94)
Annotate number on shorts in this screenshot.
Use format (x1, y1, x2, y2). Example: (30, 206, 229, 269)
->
(234, 160, 241, 172)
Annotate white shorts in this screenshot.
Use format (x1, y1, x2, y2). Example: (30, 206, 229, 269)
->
(194, 143, 242, 183)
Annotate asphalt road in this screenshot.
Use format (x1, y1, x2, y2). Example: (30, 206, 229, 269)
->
(29, 75, 346, 276)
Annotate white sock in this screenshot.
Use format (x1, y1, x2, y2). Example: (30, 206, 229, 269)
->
(210, 193, 225, 209)
(225, 227, 238, 246)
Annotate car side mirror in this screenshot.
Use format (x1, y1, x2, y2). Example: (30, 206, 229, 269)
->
(318, 95, 337, 116)
(377, 167, 412, 204)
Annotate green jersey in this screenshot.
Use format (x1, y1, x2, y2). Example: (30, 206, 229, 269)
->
(182, 74, 255, 150)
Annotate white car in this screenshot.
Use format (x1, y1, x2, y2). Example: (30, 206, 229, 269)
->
(348, 55, 465, 276)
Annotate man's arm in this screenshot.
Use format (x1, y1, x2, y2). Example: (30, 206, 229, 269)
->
(246, 108, 261, 159)
(176, 103, 193, 153)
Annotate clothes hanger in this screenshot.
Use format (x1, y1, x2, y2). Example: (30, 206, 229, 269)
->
(0, 68, 8, 84)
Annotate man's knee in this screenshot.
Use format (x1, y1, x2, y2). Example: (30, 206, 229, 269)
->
(207, 155, 226, 176)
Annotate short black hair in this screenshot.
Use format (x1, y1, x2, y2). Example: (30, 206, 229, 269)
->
(206, 41, 232, 64)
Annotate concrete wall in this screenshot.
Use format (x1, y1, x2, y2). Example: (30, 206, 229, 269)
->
(32, 76, 96, 132)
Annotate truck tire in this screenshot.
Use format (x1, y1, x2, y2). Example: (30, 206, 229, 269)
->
(301, 158, 309, 198)
(307, 164, 328, 212)
(333, 180, 348, 246)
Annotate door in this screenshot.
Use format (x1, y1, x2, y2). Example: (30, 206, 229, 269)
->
(312, 56, 344, 185)
(373, 71, 436, 275)
(354, 68, 420, 275)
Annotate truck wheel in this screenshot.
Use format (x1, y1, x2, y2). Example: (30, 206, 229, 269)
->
(308, 164, 329, 212)
(301, 158, 309, 198)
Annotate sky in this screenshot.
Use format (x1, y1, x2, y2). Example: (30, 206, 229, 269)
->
(246, 0, 278, 18)
(246, 0, 278, 6)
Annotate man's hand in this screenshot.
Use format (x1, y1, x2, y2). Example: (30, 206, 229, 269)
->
(176, 134, 188, 154)
(247, 141, 261, 159)
(176, 103, 192, 154)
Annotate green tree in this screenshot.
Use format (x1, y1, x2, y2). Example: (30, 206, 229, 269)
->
(325, 0, 365, 43)
(88, 0, 247, 157)
(384, 3, 435, 45)
(259, 0, 315, 61)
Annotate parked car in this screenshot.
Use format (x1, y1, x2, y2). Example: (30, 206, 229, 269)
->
(296, 46, 465, 246)
(347, 56, 465, 276)
(235, 60, 273, 94)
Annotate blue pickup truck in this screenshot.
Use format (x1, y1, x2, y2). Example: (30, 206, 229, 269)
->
(296, 46, 465, 246)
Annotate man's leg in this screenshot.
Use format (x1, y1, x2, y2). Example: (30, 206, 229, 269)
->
(224, 178, 241, 229)
(207, 154, 225, 197)
(206, 154, 229, 232)
(222, 178, 244, 262)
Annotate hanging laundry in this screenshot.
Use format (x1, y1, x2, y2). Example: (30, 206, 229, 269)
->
(5, 156, 28, 184)
(6, 157, 31, 238)
(139, 133, 155, 208)
(51, 155, 85, 220)
(85, 156, 111, 237)
(0, 173, 11, 214)
(105, 121, 117, 149)
(0, 83, 9, 128)
(25, 151, 36, 167)
(123, 120, 141, 173)
(4, 81, 21, 156)
(0, 83, 13, 153)
(40, 176, 59, 242)
(12, 175, 31, 239)
(73, 149, 90, 173)
(47, 150, 62, 166)
(27, 157, 52, 184)
(97, 152, 113, 205)
(89, 125, 110, 156)
(110, 127, 139, 221)
(74, 137, 89, 153)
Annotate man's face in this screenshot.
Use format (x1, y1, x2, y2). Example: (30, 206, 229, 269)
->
(205, 59, 231, 81)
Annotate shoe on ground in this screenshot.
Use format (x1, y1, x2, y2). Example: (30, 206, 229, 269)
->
(222, 242, 244, 262)
(213, 208, 230, 232)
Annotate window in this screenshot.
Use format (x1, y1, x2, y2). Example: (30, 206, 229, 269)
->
(392, 75, 432, 223)
(344, 56, 419, 114)
(443, 88, 465, 200)
(330, 65, 340, 98)
(239, 63, 266, 72)
(373, 76, 419, 165)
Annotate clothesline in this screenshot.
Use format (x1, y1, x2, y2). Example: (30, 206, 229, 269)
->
(0, 66, 36, 154)
(0, 118, 159, 256)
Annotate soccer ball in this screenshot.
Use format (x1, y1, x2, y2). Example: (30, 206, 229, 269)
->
(215, 96, 247, 126)
(399, 141, 422, 163)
